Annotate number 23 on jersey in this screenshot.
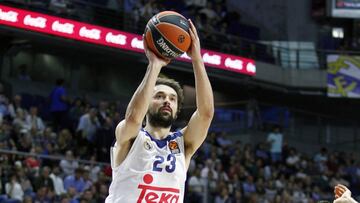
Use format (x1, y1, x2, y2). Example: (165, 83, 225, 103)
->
(152, 154, 176, 173)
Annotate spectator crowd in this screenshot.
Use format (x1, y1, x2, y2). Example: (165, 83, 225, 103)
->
(124, 0, 262, 57)
(0, 79, 359, 202)
(0, 1, 359, 203)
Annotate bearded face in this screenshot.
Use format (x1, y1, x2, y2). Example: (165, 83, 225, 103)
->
(147, 106, 176, 128)
(147, 85, 178, 128)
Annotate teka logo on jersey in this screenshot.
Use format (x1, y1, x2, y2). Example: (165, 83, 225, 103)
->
(203, 53, 221, 65)
(52, 20, 74, 34)
(225, 58, 243, 70)
(23, 15, 47, 28)
(0, 9, 18, 23)
(137, 174, 180, 203)
(79, 26, 101, 40)
(105, 32, 127, 45)
(156, 38, 179, 58)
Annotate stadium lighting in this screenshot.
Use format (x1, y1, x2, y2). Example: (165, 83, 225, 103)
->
(332, 27, 344, 38)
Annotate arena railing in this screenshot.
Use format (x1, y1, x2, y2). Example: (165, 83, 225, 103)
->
(2, 0, 360, 70)
(206, 100, 360, 153)
(0, 148, 110, 166)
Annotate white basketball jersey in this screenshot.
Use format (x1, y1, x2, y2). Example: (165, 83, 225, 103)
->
(105, 129, 187, 203)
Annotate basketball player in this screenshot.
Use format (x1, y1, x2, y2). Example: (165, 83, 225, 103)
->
(333, 184, 358, 203)
(105, 19, 214, 203)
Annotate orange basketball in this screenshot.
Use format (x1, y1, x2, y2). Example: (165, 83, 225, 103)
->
(144, 11, 191, 59)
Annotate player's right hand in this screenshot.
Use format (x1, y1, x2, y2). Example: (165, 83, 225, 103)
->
(143, 35, 170, 68)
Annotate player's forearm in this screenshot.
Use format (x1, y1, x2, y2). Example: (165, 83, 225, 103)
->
(193, 60, 214, 118)
(334, 184, 358, 203)
(125, 63, 161, 124)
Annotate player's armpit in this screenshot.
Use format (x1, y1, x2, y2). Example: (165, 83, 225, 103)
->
(115, 119, 141, 145)
(113, 136, 136, 168)
(113, 120, 141, 167)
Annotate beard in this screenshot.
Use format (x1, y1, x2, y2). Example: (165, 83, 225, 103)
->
(147, 109, 175, 128)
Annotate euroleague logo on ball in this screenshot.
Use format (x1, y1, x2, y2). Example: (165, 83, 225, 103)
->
(178, 35, 185, 43)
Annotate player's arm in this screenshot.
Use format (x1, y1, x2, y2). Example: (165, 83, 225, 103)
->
(182, 19, 214, 160)
(334, 184, 358, 203)
(113, 40, 170, 167)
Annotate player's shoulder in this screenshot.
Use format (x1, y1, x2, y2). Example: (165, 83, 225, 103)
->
(112, 129, 145, 146)
(170, 130, 183, 139)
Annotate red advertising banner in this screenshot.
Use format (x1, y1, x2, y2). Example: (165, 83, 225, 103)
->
(0, 4, 256, 76)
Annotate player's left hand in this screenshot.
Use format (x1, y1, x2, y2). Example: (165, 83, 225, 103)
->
(335, 184, 350, 199)
(333, 184, 358, 203)
(186, 19, 202, 63)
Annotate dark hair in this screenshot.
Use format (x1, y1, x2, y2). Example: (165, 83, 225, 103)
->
(155, 77, 184, 115)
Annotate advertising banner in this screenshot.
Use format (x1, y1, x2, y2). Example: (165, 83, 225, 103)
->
(0, 4, 256, 76)
(327, 55, 360, 98)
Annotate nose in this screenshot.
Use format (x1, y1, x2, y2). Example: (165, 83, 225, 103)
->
(163, 99, 170, 106)
(162, 95, 172, 104)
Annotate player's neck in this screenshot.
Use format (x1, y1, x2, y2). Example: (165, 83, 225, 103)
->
(144, 125, 171, 140)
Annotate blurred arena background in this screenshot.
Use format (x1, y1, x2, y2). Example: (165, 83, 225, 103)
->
(0, 0, 360, 202)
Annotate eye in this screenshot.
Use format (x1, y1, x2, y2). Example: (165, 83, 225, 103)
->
(170, 97, 176, 102)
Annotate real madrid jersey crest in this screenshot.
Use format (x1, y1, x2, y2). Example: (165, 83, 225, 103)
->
(106, 129, 186, 203)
